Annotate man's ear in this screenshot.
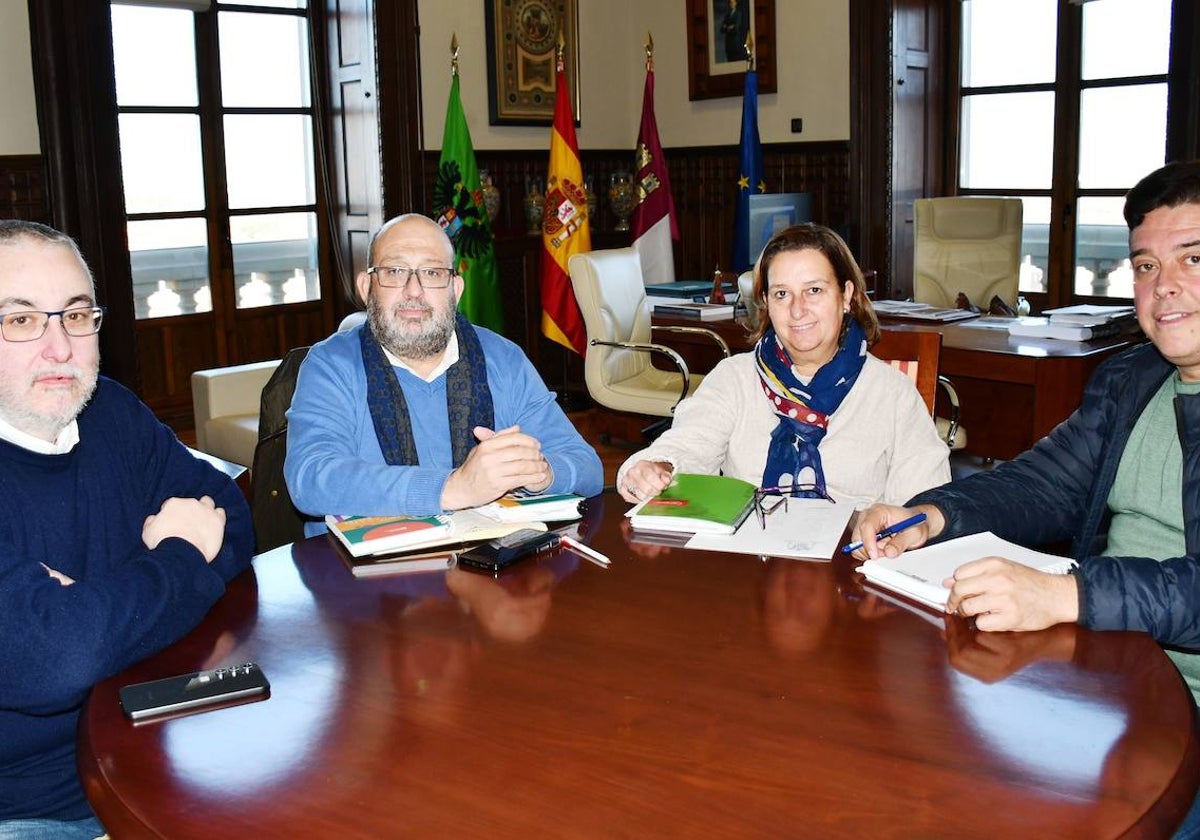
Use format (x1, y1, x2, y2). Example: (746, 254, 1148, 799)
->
(355, 270, 372, 307)
(453, 269, 465, 300)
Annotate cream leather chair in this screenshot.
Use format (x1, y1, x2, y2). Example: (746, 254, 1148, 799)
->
(567, 248, 729, 433)
(913, 197, 1023, 310)
(736, 269, 762, 330)
(191, 359, 281, 467)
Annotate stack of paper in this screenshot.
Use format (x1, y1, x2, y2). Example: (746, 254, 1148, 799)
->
(1007, 317, 1127, 342)
(872, 300, 979, 322)
(476, 492, 584, 523)
(686, 497, 852, 560)
(1043, 304, 1136, 325)
(651, 302, 736, 321)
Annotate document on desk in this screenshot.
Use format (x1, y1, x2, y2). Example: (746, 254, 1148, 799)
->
(685, 499, 853, 561)
(856, 531, 1077, 609)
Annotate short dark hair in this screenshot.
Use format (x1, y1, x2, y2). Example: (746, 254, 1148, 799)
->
(750, 223, 881, 346)
(1123, 160, 1200, 231)
(0, 220, 94, 287)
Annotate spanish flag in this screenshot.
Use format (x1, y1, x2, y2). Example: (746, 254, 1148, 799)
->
(539, 45, 590, 355)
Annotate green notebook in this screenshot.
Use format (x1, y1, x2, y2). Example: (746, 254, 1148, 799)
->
(628, 474, 757, 535)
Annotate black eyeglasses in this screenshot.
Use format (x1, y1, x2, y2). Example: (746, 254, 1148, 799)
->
(367, 265, 455, 289)
(753, 484, 835, 530)
(0, 306, 106, 343)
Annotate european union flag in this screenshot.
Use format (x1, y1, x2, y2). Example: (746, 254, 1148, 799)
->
(732, 68, 764, 271)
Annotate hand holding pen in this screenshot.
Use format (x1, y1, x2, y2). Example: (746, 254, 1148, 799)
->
(846, 504, 942, 559)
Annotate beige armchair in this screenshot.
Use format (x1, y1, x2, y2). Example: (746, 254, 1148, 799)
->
(191, 359, 281, 467)
(913, 197, 1023, 310)
(567, 248, 729, 436)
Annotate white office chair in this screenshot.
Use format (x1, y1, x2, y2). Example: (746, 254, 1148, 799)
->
(567, 248, 729, 439)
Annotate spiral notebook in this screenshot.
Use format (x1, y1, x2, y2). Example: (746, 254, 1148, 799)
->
(855, 531, 1077, 610)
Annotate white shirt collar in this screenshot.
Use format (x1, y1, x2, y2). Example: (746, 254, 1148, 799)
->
(382, 331, 460, 383)
(0, 414, 80, 454)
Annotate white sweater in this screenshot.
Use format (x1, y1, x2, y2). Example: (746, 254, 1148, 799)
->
(617, 352, 951, 509)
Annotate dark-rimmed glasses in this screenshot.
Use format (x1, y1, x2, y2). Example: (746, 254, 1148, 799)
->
(753, 484, 835, 530)
(0, 306, 106, 343)
(367, 265, 455, 289)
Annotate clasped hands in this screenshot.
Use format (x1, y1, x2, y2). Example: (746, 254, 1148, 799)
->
(440, 425, 553, 511)
(852, 503, 1078, 632)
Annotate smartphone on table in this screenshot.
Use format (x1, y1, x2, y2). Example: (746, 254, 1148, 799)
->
(456, 528, 561, 574)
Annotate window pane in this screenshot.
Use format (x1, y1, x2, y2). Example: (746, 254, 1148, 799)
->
(111, 5, 197, 107)
(219, 12, 310, 107)
(1016, 196, 1052, 295)
(220, 0, 307, 8)
(962, 0, 1056, 87)
(230, 213, 320, 309)
(1078, 84, 1166, 189)
(119, 114, 205, 214)
(127, 218, 210, 320)
(224, 115, 315, 209)
(1081, 0, 1170, 81)
(960, 92, 1054, 190)
(1075, 197, 1131, 299)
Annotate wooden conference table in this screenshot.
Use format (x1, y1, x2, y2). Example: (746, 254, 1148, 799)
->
(79, 494, 1198, 838)
(654, 313, 1140, 461)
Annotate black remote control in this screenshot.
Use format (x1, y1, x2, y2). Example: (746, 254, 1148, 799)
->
(119, 662, 270, 721)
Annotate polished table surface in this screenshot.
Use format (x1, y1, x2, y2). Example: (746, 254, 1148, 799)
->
(653, 313, 1141, 460)
(80, 494, 1198, 838)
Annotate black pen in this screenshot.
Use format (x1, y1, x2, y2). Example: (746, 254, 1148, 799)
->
(841, 513, 927, 554)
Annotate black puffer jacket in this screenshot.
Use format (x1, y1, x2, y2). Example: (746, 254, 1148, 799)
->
(910, 342, 1200, 648)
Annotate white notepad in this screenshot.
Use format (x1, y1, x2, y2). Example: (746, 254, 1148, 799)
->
(855, 531, 1077, 609)
(685, 498, 853, 561)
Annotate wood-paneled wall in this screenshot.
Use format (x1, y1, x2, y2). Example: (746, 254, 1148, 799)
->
(426, 141, 852, 274)
(420, 141, 851, 396)
(0, 155, 50, 223)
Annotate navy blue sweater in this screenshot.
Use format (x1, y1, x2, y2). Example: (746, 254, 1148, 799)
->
(0, 378, 254, 820)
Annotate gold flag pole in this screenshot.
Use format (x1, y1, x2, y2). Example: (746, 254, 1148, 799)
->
(645, 31, 654, 73)
(450, 33, 459, 77)
(745, 33, 755, 72)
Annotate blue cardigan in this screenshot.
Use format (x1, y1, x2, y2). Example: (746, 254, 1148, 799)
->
(911, 342, 1200, 647)
(284, 324, 603, 535)
(0, 378, 254, 821)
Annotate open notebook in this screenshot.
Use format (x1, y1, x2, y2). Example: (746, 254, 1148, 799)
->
(855, 531, 1077, 610)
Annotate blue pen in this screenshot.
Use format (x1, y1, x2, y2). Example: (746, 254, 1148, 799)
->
(841, 513, 927, 554)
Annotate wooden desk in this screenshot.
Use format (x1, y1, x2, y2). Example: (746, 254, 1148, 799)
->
(79, 495, 1197, 838)
(653, 314, 1140, 460)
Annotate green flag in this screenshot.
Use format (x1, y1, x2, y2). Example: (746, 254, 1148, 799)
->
(433, 74, 503, 332)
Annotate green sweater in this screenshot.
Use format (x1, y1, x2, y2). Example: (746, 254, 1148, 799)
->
(1108, 372, 1200, 700)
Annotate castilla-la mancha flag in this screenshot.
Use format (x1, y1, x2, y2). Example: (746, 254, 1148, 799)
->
(539, 54, 591, 355)
(630, 54, 677, 285)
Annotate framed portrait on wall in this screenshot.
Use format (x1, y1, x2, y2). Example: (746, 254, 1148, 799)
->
(485, 0, 582, 126)
(686, 0, 777, 101)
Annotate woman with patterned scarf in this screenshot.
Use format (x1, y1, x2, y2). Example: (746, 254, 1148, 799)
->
(617, 224, 949, 509)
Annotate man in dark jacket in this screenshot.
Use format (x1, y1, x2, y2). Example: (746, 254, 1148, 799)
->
(854, 159, 1200, 660)
(856, 161, 1200, 837)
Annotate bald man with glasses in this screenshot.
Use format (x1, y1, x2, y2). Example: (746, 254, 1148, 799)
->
(284, 213, 602, 535)
(0, 220, 253, 839)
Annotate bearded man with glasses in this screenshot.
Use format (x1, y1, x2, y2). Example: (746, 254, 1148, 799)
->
(0, 220, 253, 839)
(285, 213, 601, 534)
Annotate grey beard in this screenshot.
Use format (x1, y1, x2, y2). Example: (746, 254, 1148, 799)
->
(367, 293, 457, 360)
